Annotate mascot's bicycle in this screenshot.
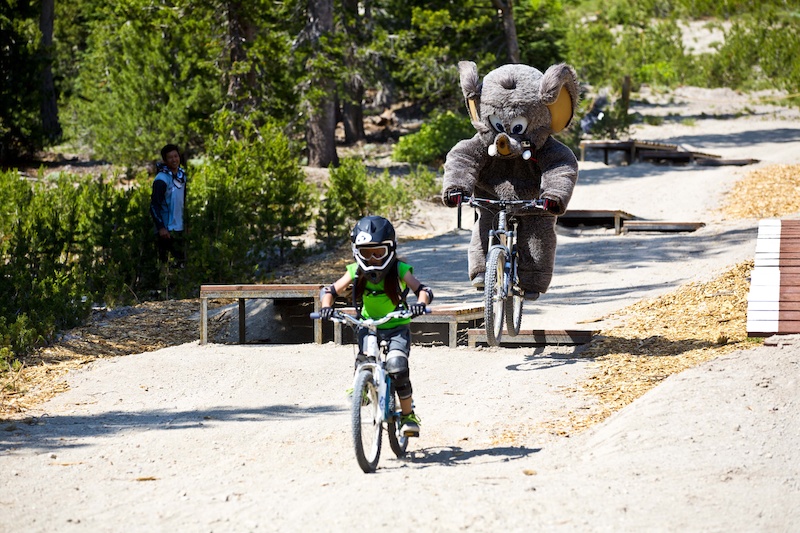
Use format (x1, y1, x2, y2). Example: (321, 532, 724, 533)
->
(310, 308, 429, 473)
(468, 196, 546, 346)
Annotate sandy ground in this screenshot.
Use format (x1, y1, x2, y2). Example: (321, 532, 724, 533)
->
(2, 87, 800, 531)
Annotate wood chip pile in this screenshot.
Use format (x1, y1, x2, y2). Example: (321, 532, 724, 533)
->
(720, 164, 800, 219)
(563, 261, 756, 433)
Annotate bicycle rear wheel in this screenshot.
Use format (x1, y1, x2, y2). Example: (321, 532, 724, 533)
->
(387, 387, 408, 458)
(505, 253, 523, 336)
(484, 247, 506, 347)
(351, 369, 382, 473)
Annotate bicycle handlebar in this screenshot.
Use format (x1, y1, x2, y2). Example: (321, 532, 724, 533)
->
(466, 195, 546, 211)
(310, 307, 431, 327)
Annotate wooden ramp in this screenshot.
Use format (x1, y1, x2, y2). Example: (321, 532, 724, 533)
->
(580, 139, 759, 167)
(622, 220, 706, 233)
(558, 209, 636, 234)
(747, 219, 800, 337)
(558, 210, 704, 234)
(468, 329, 596, 348)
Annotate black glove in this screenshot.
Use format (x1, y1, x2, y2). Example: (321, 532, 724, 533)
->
(409, 303, 427, 317)
(541, 198, 560, 214)
(319, 307, 335, 320)
(444, 189, 466, 208)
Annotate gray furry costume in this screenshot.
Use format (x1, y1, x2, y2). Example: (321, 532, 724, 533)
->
(441, 61, 580, 295)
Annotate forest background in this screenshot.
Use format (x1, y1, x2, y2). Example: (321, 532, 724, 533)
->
(1, 0, 799, 367)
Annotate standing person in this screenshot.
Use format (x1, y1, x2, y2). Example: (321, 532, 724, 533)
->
(150, 143, 187, 268)
(319, 216, 433, 437)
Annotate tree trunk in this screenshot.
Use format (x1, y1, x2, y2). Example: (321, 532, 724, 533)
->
(341, 0, 366, 144)
(226, 0, 258, 114)
(39, 0, 61, 143)
(305, 0, 338, 167)
(342, 78, 365, 145)
(492, 0, 520, 64)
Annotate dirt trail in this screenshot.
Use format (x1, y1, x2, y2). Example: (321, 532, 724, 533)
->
(3, 88, 800, 531)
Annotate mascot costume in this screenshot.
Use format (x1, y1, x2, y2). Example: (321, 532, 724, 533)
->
(441, 61, 580, 300)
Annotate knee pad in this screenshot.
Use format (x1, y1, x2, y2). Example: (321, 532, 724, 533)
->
(386, 351, 412, 400)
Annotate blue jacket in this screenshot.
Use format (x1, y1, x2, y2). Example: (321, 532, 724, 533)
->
(150, 163, 187, 232)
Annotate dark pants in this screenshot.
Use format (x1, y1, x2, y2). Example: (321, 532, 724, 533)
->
(156, 231, 186, 267)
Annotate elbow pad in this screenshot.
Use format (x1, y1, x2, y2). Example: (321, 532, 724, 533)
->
(320, 284, 338, 301)
(414, 284, 434, 303)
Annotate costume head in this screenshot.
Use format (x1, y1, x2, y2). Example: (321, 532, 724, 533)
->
(351, 215, 397, 283)
(458, 61, 579, 158)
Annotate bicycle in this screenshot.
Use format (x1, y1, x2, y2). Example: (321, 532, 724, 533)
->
(467, 196, 546, 347)
(310, 307, 429, 473)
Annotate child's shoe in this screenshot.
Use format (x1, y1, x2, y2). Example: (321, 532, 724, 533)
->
(399, 411, 421, 437)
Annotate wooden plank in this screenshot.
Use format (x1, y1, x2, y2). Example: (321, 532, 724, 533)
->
(467, 328, 595, 347)
(201, 284, 323, 293)
(623, 221, 705, 233)
(748, 320, 800, 337)
(695, 158, 759, 166)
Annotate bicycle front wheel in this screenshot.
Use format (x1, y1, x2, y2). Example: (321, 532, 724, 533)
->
(387, 387, 408, 458)
(352, 369, 382, 473)
(505, 254, 523, 336)
(484, 247, 506, 347)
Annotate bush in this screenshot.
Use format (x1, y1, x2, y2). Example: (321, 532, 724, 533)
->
(317, 159, 442, 247)
(392, 111, 474, 167)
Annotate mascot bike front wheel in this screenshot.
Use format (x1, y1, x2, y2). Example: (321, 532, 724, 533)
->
(484, 246, 507, 346)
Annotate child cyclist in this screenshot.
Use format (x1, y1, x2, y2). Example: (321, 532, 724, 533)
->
(319, 216, 433, 437)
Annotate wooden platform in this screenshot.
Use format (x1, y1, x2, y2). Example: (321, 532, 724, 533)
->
(333, 303, 484, 348)
(747, 219, 800, 337)
(558, 209, 636, 234)
(580, 139, 758, 167)
(200, 284, 324, 344)
(467, 328, 596, 347)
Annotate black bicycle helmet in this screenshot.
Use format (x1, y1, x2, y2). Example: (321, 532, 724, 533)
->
(351, 215, 397, 283)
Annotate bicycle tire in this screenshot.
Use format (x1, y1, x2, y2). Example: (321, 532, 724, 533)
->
(351, 369, 382, 473)
(484, 247, 506, 347)
(387, 387, 408, 458)
(505, 251, 523, 336)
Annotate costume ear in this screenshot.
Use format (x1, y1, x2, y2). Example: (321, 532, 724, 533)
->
(541, 64, 579, 133)
(458, 61, 482, 123)
(548, 87, 573, 133)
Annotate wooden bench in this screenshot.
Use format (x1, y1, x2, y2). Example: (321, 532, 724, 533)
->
(332, 303, 484, 348)
(747, 219, 800, 337)
(200, 284, 323, 344)
(468, 328, 596, 348)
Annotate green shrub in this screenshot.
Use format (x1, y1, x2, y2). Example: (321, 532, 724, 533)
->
(392, 111, 474, 167)
(318, 159, 443, 247)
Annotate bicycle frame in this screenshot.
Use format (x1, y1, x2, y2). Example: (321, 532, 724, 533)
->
(311, 308, 429, 472)
(487, 210, 517, 301)
(310, 309, 429, 424)
(468, 196, 545, 345)
(471, 197, 543, 298)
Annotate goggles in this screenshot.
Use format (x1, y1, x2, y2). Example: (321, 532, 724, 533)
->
(356, 244, 390, 261)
